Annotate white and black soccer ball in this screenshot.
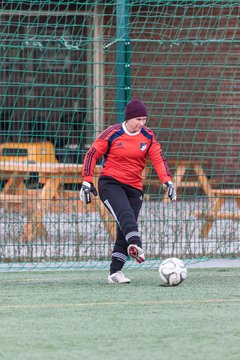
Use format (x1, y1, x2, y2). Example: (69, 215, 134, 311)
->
(159, 257, 187, 286)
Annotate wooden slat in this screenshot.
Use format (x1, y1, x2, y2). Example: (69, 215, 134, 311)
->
(195, 211, 240, 220)
(212, 189, 240, 196)
(167, 159, 208, 166)
(0, 194, 29, 203)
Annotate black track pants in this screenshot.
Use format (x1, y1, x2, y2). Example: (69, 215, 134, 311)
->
(98, 176, 143, 264)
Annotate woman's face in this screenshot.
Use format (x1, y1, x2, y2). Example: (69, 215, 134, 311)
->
(125, 116, 147, 133)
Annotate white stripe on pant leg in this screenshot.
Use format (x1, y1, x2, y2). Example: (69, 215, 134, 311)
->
(112, 252, 127, 263)
(126, 231, 140, 242)
(104, 199, 120, 226)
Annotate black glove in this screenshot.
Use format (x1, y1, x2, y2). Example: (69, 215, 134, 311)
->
(80, 181, 98, 204)
(163, 181, 177, 201)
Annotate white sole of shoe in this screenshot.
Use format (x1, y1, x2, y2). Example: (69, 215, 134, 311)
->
(127, 245, 145, 264)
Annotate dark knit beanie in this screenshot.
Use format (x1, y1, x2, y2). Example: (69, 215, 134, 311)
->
(125, 99, 148, 120)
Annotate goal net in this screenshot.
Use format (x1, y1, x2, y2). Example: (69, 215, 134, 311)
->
(0, 0, 239, 268)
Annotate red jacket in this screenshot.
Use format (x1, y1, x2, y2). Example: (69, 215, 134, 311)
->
(83, 122, 172, 190)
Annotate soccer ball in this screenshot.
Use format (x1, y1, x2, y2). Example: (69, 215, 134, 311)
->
(159, 257, 187, 286)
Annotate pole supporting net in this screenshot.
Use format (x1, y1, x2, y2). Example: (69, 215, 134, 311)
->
(0, 1, 239, 269)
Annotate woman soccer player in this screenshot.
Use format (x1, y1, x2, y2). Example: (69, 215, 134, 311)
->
(80, 99, 176, 283)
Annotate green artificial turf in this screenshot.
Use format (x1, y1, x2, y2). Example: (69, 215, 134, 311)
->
(0, 268, 239, 360)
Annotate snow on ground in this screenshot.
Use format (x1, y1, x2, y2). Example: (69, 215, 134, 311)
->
(0, 199, 239, 262)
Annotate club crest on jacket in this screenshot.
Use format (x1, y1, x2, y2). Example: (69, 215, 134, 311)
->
(140, 142, 147, 151)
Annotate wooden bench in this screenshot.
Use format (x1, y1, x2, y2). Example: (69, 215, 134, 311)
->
(195, 189, 240, 238)
(143, 159, 213, 199)
(0, 142, 57, 163)
(0, 142, 58, 183)
(0, 162, 116, 242)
